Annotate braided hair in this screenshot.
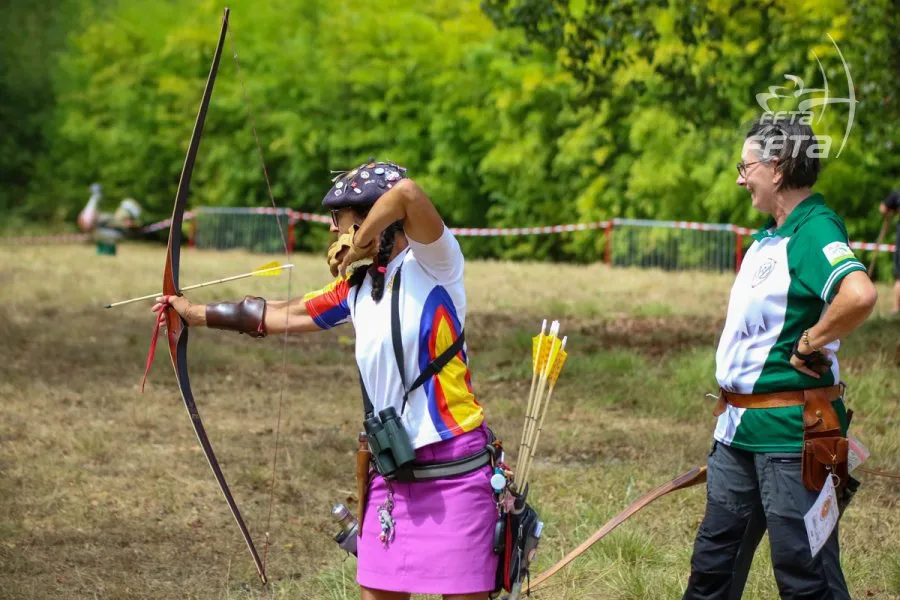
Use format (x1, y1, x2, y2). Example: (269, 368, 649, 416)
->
(369, 221, 405, 302)
(346, 219, 405, 303)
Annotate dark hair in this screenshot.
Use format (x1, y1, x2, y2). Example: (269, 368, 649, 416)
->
(346, 218, 405, 303)
(745, 117, 821, 190)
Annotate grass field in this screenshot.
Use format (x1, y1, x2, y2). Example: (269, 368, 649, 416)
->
(1, 242, 898, 600)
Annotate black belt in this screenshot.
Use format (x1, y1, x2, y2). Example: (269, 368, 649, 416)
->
(388, 446, 493, 483)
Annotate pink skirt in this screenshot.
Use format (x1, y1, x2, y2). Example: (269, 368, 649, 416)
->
(356, 425, 499, 595)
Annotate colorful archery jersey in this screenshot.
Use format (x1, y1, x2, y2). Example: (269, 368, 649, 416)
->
(303, 227, 484, 449)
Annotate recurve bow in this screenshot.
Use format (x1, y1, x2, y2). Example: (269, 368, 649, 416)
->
(159, 7, 267, 585)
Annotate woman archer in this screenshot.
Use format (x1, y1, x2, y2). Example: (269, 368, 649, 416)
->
(153, 161, 499, 600)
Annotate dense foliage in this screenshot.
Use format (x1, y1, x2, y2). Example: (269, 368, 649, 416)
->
(1, 0, 897, 260)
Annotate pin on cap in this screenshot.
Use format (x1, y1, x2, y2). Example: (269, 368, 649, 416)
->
(322, 160, 409, 209)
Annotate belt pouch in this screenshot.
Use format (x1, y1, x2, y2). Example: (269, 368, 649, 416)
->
(801, 388, 849, 492)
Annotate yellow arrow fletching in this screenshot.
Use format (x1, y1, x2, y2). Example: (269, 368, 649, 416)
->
(544, 337, 563, 377)
(532, 335, 544, 372)
(535, 335, 555, 375)
(549, 350, 568, 386)
(252, 261, 285, 276)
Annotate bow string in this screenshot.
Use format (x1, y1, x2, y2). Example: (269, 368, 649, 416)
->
(156, 6, 294, 585)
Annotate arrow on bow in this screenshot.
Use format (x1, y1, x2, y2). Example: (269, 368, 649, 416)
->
(525, 465, 707, 593)
(158, 7, 268, 585)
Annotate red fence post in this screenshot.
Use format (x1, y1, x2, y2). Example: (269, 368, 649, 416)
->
(188, 219, 197, 249)
(604, 220, 614, 266)
(287, 220, 295, 256)
(734, 233, 744, 272)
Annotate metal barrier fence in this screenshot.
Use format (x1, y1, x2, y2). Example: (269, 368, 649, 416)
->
(191, 207, 295, 253)
(609, 219, 740, 272)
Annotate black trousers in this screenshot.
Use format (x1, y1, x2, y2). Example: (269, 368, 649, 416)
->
(683, 442, 849, 600)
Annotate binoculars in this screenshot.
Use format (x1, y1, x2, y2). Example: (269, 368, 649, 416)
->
(364, 407, 416, 478)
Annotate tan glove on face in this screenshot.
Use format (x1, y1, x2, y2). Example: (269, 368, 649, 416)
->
(326, 224, 376, 277)
(327, 230, 354, 277)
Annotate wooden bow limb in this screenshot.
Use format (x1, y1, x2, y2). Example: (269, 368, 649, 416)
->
(868, 214, 891, 279)
(526, 465, 707, 592)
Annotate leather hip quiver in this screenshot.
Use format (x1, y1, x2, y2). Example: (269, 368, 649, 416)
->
(356, 432, 372, 535)
(715, 385, 847, 492)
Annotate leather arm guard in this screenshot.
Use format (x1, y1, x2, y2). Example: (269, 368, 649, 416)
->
(206, 295, 267, 338)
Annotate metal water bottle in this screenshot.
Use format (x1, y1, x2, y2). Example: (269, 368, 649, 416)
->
(331, 503, 359, 555)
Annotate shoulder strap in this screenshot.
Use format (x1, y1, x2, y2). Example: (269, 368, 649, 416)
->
(353, 276, 375, 418)
(391, 267, 407, 391)
(407, 331, 465, 395)
(390, 265, 467, 415)
(359, 370, 374, 418)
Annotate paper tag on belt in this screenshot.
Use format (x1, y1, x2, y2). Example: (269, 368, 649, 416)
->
(804, 475, 839, 558)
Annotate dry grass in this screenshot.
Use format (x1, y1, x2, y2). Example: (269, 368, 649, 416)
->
(0, 242, 897, 600)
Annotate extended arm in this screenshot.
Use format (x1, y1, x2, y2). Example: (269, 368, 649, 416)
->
(263, 298, 321, 334)
(152, 294, 321, 335)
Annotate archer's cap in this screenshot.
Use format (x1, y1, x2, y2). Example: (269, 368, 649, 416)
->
(322, 160, 408, 210)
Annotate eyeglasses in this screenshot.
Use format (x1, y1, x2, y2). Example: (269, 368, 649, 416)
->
(736, 160, 765, 178)
(330, 209, 342, 227)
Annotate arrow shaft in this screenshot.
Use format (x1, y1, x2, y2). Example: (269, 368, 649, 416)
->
(105, 264, 293, 308)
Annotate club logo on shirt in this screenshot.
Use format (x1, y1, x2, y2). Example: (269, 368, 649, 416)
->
(751, 258, 777, 288)
(821, 241, 855, 266)
(737, 300, 769, 338)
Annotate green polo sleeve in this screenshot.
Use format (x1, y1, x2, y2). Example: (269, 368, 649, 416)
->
(790, 215, 867, 303)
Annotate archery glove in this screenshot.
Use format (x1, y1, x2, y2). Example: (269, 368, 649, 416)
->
(326, 224, 375, 277)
